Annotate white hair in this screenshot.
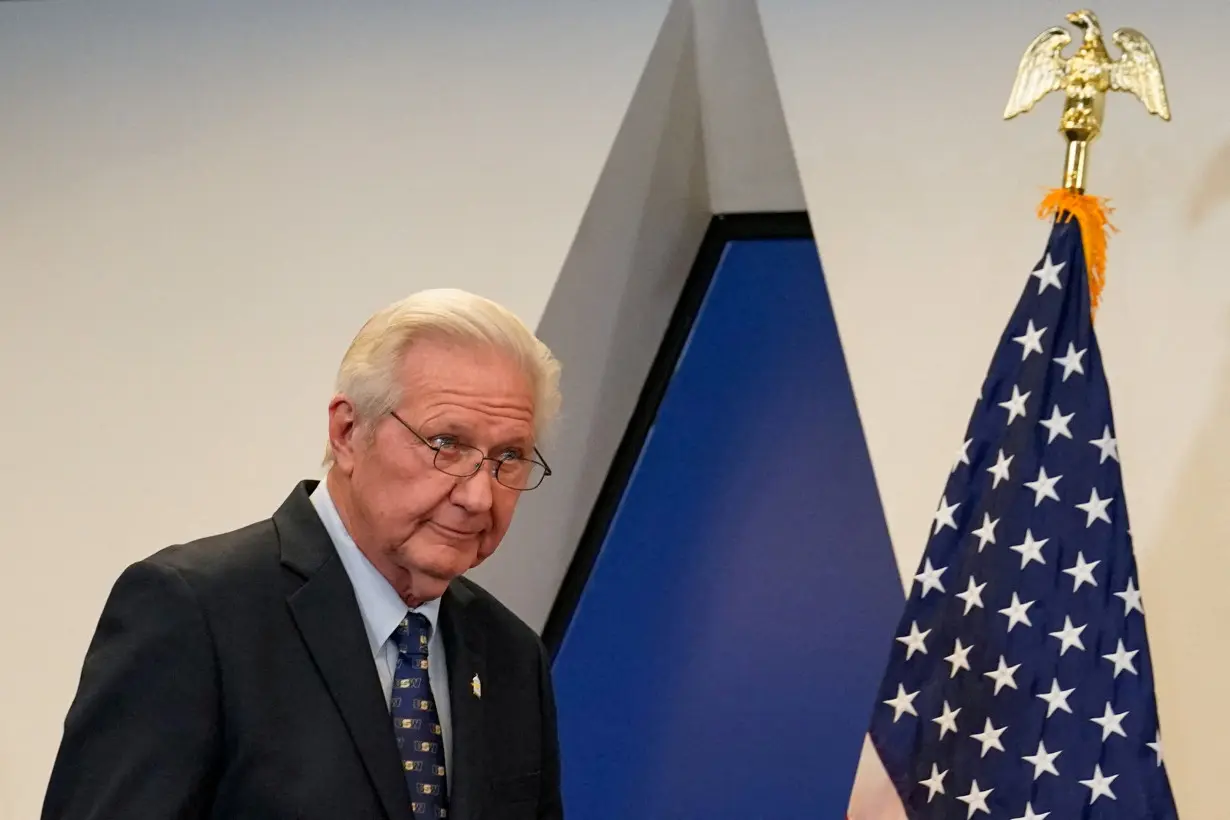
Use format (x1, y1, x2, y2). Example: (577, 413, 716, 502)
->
(322, 288, 562, 466)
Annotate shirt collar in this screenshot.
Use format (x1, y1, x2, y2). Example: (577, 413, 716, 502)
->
(310, 479, 441, 655)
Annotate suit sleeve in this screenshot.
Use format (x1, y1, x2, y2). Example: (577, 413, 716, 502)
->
(536, 637, 564, 820)
(41, 558, 222, 820)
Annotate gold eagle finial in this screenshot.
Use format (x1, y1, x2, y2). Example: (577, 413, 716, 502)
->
(1004, 9, 1170, 191)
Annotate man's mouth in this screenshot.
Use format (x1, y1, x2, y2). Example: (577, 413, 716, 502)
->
(429, 521, 480, 539)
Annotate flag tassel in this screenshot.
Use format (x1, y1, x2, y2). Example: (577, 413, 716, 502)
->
(1036, 188, 1117, 318)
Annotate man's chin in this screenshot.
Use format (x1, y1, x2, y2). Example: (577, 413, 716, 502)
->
(468, 545, 499, 570)
(397, 543, 474, 586)
(396, 568, 453, 607)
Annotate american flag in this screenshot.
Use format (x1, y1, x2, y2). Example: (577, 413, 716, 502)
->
(862, 212, 1180, 819)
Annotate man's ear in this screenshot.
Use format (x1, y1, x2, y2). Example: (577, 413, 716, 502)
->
(327, 394, 361, 474)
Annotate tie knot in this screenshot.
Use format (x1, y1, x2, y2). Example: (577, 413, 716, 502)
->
(394, 613, 432, 657)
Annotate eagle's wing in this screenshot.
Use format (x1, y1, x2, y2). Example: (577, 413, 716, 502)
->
(1004, 27, 1070, 119)
(1110, 28, 1171, 120)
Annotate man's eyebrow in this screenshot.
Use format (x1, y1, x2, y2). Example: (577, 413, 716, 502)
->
(491, 433, 534, 451)
(421, 420, 467, 435)
(422, 420, 534, 450)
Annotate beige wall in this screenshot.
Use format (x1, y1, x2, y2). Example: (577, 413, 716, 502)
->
(1, 1, 1226, 818)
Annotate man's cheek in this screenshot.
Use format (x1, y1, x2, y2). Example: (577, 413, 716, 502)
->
(475, 535, 500, 563)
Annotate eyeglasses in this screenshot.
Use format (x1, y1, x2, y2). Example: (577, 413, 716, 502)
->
(390, 412, 553, 491)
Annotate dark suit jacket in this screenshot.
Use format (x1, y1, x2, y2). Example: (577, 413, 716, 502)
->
(41, 480, 563, 820)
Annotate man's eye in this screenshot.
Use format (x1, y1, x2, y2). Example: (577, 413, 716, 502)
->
(429, 436, 458, 449)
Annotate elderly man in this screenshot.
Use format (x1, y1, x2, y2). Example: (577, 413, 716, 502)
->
(41, 289, 565, 820)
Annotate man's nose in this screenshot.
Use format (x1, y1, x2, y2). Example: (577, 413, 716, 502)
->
(452, 462, 495, 512)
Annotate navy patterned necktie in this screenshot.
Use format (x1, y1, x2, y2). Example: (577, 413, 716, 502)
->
(391, 613, 449, 818)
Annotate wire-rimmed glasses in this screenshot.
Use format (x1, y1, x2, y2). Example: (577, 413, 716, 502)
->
(390, 412, 552, 491)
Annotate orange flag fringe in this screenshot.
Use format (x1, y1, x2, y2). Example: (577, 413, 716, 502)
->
(1036, 188, 1117, 319)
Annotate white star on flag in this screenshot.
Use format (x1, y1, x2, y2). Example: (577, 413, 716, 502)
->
(1147, 732, 1164, 766)
(1062, 551, 1100, 591)
(913, 559, 946, 597)
(896, 621, 930, 659)
(952, 438, 973, 473)
(970, 513, 998, 551)
(1031, 252, 1064, 293)
(957, 779, 993, 817)
(1052, 342, 1086, 381)
(1048, 616, 1086, 655)
(1089, 425, 1119, 463)
(1102, 640, 1139, 678)
(1009, 529, 1048, 568)
(1013, 801, 1052, 820)
(1012, 320, 1047, 360)
(955, 577, 986, 615)
(932, 701, 960, 739)
(1079, 765, 1118, 804)
(1036, 678, 1075, 717)
(1075, 487, 1113, 527)
(1012, 802, 1051, 820)
(883, 684, 918, 722)
(1023, 465, 1061, 505)
(1038, 404, 1075, 443)
(1115, 578, 1145, 615)
(933, 495, 960, 534)
(1091, 702, 1129, 741)
(998, 592, 1033, 631)
(999, 385, 1030, 424)
(945, 638, 973, 677)
(986, 448, 1013, 488)
(1022, 740, 1062, 780)
(970, 719, 1006, 757)
(984, 655, 1021, 695)
(919, 764, 947, 802)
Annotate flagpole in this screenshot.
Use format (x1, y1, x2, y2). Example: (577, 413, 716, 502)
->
(1004, 8, 1171, 194)
(1001, 9, 1171, 317)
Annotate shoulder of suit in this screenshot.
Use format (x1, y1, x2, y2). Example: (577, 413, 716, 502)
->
(452, 575, 544, 648)
(136, 516, 280, 591)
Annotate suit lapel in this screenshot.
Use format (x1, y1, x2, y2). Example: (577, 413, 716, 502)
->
(440, 582, 487, 820)
(277, 482, 411, 820)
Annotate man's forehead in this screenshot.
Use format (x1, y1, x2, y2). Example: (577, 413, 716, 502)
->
(395, 339, 536, 438)
(409, 393, 535, 440)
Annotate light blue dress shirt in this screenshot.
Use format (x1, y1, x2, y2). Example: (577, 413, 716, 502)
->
(309, 480, 453, 781)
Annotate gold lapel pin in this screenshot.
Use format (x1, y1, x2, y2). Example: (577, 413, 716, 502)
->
(471, 674, 482, 699)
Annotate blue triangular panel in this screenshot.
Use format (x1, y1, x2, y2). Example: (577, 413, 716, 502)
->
(550, 233, 905, 817)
